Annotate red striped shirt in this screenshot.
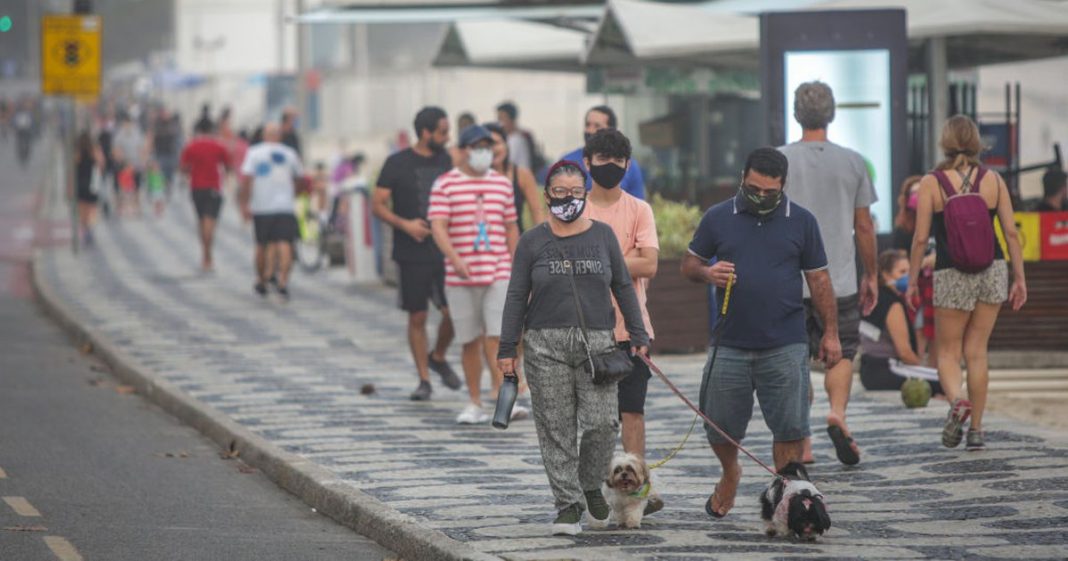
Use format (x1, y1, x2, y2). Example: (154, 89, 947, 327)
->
(427, 168, 518, 286)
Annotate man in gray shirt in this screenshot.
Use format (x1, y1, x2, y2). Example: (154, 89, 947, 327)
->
(779, 81, 878, 467)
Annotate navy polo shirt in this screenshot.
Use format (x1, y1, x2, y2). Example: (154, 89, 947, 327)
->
(688, 195, 828, 350)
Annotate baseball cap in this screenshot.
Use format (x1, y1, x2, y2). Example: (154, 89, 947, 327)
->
(459, 125, 492, 148)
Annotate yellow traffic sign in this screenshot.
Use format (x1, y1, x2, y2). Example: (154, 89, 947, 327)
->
(41, 15, 101, 97)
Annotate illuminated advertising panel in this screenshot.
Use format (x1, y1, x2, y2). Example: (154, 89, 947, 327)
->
(761, 10, 907, 235)
(784, 49, 892, 232)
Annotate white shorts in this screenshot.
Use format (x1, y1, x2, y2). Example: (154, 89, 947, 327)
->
(445, 280, 508, 344)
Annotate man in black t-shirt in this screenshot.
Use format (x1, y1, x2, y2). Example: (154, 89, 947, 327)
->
(373, 106, 461, 401)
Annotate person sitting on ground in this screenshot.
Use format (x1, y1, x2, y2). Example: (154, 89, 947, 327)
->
(859, 250, 943, 394)
(497, 160, 648, 536)
(1037, 168, 1066, 212)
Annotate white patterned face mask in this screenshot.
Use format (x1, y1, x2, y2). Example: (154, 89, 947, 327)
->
(548, 196, 586, 223)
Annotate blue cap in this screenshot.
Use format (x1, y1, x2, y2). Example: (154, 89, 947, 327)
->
(458, 125, 493, 148)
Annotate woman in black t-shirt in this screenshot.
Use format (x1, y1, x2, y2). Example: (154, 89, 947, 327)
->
(860, 250, 941, 394)
(74, 131, 104, 246)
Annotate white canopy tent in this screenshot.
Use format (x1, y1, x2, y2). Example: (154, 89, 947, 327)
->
(583, 0, 759, 68)
(432, 19, 590, 72)
(582, 0, 1068, 70)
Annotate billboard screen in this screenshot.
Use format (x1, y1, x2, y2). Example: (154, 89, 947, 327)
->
(784, 49, 893, 233)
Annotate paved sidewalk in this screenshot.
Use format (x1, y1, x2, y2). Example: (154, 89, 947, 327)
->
(36, 196, 1068, 560)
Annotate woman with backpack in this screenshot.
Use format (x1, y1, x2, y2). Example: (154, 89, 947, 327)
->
(906, 115, 1027, 451)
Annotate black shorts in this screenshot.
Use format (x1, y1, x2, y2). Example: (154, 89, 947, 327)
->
(618, 341, 652, 415)
(804, 293, 860, 362)
(252, 213, 298, 245)
(397, 260, 447, 313)
(191, 189, 223, 219)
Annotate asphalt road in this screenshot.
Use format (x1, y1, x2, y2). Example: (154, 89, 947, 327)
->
(0, 133, 395, 561)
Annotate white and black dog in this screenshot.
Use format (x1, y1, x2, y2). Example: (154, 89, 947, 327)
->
(759, 461, 831, 541)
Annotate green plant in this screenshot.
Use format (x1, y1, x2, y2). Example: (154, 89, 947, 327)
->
(650, 194, 702, 258)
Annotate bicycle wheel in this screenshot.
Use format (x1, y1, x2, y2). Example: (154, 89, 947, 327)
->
(296, 213, 324, 273)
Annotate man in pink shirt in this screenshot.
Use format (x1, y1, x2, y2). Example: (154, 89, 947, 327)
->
(582, 129, 662, 513)
(429, 125, 522, 425)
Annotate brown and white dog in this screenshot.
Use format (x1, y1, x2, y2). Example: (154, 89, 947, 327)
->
(602, 453, 656, 529)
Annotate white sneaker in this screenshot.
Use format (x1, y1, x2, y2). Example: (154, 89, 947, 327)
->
(510, 404, 530, 421)
(456, 404, 489, 424)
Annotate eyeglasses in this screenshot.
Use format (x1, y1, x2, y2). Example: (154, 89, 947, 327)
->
(548, 186, 587, 198)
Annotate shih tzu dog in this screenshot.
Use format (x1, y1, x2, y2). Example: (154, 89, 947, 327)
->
(602, 453, 656, 529)
(759, 461, 831, 541)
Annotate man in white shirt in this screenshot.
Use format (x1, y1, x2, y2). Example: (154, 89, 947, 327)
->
(496, 102, 531, 171)
(238, 123, 306, 300)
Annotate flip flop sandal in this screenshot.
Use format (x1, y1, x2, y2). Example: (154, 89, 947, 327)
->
(827, 425, 860, 466)
(705, 486, 726, 519)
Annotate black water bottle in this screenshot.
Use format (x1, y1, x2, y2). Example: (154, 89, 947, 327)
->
(492, 375, 519, 429)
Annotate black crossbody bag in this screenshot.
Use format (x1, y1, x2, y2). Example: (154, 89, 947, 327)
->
(545, 223, 633, 385)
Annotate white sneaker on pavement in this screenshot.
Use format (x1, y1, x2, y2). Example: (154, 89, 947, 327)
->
(510, 404, 530, 421)
(456, 404, 489, 424)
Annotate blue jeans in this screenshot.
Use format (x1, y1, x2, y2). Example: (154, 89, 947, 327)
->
(698, 343, 810, 445)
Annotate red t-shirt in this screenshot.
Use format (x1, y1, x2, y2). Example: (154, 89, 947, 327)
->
(180, 137, 230, 190)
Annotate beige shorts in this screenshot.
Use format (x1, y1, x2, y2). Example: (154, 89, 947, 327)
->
(933, 260, 1008, 311)
(445, 280, 508, 344)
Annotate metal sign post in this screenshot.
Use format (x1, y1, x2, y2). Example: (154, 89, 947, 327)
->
(41, 14, 101, 254)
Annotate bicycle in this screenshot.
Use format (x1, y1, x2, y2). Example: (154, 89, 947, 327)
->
(294, 191, 349, 273)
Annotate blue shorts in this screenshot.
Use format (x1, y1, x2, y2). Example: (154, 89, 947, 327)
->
(698, 343, 811, 445)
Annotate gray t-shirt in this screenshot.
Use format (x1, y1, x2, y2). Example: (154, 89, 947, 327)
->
(778, 140, 877, 297)
(498, 221, 649, 359)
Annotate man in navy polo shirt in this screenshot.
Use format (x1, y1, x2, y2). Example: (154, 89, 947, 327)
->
(681, 147, 841, 519)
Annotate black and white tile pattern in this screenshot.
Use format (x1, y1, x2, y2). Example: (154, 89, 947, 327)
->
(40, 197, 1068, 560)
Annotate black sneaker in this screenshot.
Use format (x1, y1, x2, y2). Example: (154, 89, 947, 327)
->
(254, 283, 268, 297)
(277, 286, 290, 301)
(428, 353, 462, 390)
(409, 380, 432, 401)
(584, 489, 609, 529)
(552, 503, 583, 536)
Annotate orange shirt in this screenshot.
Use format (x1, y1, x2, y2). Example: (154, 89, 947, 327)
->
(583, 191, 658, 341)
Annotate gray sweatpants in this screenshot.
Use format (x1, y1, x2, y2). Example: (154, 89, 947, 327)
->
(523, 328, 620, 511)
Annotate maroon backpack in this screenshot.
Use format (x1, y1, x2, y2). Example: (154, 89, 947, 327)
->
(931, 167, 996, 273)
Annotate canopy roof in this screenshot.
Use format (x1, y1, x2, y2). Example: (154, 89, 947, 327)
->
(432, 19, 590, 71)
(583, 0, 758, 68)
(582, 0, 1068, 70)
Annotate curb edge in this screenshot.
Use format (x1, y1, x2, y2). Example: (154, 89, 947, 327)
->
(31, 249, 500, 561)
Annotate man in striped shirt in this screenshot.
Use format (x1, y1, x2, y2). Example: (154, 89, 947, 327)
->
(429, 125, 522, 424)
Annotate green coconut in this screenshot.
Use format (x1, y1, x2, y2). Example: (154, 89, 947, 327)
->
(901, 377, 932, 408)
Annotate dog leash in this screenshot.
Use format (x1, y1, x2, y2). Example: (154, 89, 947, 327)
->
(639, 272, 783, 481)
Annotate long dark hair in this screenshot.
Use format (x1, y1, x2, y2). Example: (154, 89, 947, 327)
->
(483, 122, 509, 168)
(76, 131, 94, 162)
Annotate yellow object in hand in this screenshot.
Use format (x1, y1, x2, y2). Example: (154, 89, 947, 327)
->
(720, 271, 735, 317)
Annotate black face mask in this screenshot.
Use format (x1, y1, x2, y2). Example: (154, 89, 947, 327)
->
(737, 183, 783, 216)
(427, 139, 445, 153)
(589, 162, 626, 189)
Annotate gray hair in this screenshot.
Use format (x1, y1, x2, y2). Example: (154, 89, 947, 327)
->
(793, 81, 835, 130)
(545, 162, 586, 188)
